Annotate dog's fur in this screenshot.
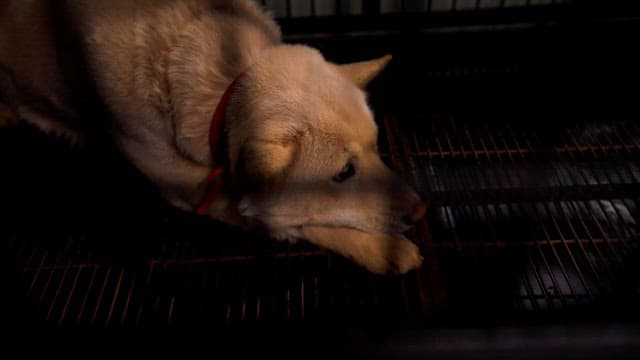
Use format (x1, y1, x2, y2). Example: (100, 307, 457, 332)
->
(0, 0, 426, 274)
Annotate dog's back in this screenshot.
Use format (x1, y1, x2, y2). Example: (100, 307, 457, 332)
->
(0, 0, 280, 140)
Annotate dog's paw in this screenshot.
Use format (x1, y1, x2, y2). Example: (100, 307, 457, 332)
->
(269, 228, 301, 244)
(365, 233, 423, 275)
(385, 235, 423, 274)
(300, 226, 423, 275)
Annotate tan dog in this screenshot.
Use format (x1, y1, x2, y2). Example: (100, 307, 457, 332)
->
(0, 0, 426, 274)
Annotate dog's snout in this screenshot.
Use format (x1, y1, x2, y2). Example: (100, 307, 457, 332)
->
(402, 201, 428, 225)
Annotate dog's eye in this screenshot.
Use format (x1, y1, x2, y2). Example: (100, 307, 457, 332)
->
(332, 161, 356, 183)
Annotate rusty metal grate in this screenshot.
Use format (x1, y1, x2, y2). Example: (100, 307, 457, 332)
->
(5, 111, 639, 327)
(384, 113, 639, 312)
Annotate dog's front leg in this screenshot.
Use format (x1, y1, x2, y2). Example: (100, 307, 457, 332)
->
(300, 226, 423, 275)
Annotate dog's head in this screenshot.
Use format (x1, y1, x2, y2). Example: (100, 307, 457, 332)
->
(225, 45, 426, 240)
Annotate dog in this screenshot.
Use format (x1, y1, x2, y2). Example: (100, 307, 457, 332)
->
(0, 0, 427, 274)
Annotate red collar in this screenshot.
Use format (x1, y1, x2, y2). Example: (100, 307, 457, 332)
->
(195, 69, 248, 215)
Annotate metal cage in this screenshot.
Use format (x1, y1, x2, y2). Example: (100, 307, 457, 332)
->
(2, 0, 639, 351)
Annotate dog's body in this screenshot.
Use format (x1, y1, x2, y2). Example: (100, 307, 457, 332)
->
(0, 0, 425, 274)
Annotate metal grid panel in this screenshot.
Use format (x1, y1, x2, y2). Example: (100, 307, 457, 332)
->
(260, 0, 568, 18)
(6, 113, 639, 326)
(384, 113, 639, 313)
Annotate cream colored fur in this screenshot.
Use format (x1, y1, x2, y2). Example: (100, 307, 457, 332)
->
(0, 0, 425, 274)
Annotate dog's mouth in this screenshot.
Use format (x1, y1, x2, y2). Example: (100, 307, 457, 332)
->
(255, 209, 419, 242)
(321, 217, 414, 234)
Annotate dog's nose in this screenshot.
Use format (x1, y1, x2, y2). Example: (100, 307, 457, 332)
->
(402, 201, 428, 225)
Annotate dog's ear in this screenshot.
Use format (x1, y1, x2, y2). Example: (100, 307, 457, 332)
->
(235, 138, 297, 219)
(241, 138, 297, 181)
(335, 54, 392, 88)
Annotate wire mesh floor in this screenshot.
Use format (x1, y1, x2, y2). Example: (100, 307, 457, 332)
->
(4, 112, 639, 327)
